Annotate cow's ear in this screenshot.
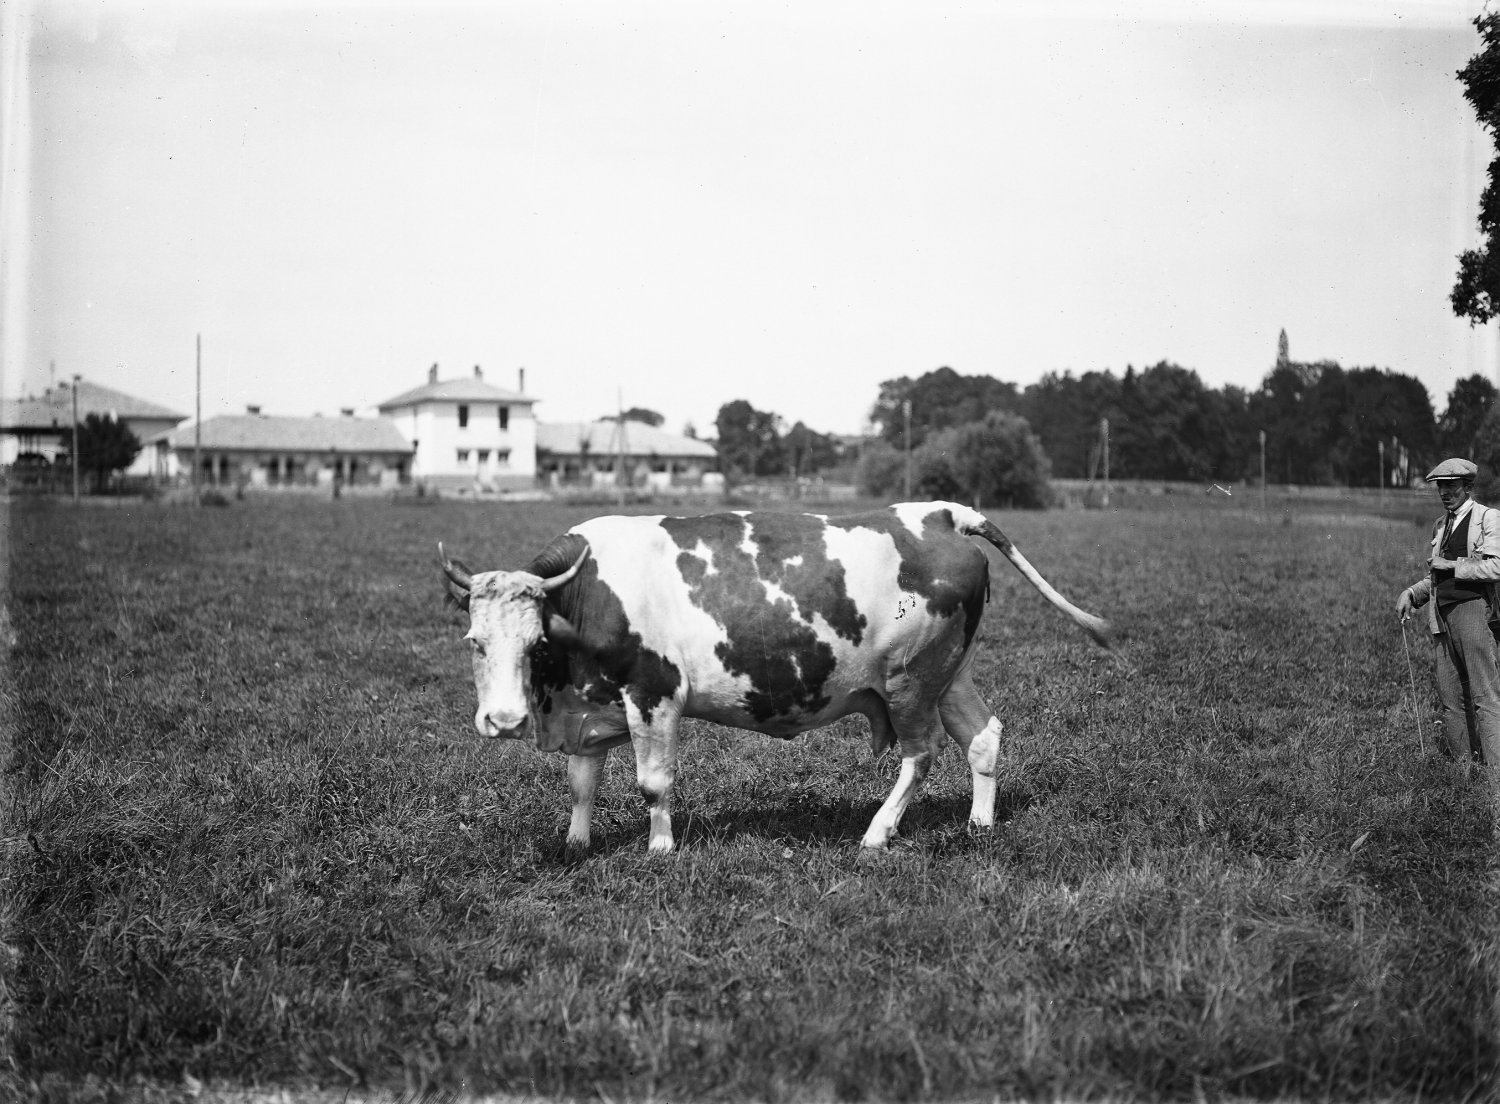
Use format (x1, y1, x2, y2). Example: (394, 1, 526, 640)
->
(542, 603, 587, 652)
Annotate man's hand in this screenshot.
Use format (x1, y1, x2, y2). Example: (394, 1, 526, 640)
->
(1397, 590, 1415, 622)
(1429, 556, 1458, 572)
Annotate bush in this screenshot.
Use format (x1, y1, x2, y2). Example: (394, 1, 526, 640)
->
(854, 440, 908, 498)
(1471, 406, 1500, 503)
(944, 409, 1052, 509)
(856, 412, 1052, 508)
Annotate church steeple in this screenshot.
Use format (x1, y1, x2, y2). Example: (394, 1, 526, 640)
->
(1276, 328, 1290, 368)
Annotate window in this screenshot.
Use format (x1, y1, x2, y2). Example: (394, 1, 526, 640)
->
(457, 449, 469, 463)
(477, 450, 490, 464)
(498, 406, 509, 431)
(457, 404, 469, 428)
(496, 450, 510, 466)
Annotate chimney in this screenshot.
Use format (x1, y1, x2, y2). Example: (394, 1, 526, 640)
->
(474, 364, 483, 380)
(518, 367, 526, 393)
(428, 363, 438, 384)
(246, 404, 262, 415)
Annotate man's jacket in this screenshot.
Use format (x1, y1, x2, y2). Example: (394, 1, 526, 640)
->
(1405, 500, 1500, 634)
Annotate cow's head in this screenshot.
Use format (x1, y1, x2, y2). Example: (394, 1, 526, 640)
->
(440, 541, 589, 740)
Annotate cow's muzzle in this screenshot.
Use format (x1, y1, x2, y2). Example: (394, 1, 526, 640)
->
(476, 708, 533, 742)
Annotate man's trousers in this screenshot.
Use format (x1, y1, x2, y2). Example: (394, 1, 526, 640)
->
(1433, 598, 1500, 769)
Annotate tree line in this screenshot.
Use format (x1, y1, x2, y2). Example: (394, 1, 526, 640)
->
(871, 353, 1490, 487)
(710, 349, 1498, 503)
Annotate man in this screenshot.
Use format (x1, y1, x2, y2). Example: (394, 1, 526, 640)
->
(1396, 457, 1500, 775)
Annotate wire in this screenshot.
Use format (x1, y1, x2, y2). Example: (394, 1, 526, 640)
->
(1401, 618, 1426, 755)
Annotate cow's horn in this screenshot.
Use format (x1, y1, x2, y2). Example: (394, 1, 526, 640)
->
(438, 542, 472, 588)
(542, 545, 590, 592)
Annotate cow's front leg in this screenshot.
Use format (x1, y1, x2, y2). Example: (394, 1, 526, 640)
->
(566, 753, 605, 850)
(628, 702, 682, 852)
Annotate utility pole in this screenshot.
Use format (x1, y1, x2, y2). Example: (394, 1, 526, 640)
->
(194, 334, 202, 502)
(616, 388, 627, 507)
(1379, 440, 1386, 512)
(71, 374, 81, 503)
(1259, 429, 1268, 519)
(1100, 417, 1110, 508)
(903, 398, 912, 499)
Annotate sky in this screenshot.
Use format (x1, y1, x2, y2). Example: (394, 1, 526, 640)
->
(3, 0, 1496, 437)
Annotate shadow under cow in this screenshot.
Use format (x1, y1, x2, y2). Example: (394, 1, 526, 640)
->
(539, 783, 1038, 864)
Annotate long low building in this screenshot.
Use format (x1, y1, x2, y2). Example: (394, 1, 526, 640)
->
(536, 420, 719, 489)
(148, 412, 414, 489)
(1, 379, 187, 475)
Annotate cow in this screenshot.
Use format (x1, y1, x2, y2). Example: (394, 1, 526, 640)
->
(439, 501, 1110, 852)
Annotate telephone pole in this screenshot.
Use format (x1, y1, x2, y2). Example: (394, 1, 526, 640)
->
(1100, 417, 1110, 508)
(71, 374, 81, 503)
(903, 399, 912, 499)
(194, 334, 202, 501)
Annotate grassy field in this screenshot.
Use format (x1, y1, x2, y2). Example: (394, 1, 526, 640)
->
(3, 492, 1497, 1101)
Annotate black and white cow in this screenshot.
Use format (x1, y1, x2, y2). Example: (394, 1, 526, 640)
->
(440, 501, 1110, 851)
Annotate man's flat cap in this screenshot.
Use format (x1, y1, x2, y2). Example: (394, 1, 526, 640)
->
(1425, 457, 1479, 481)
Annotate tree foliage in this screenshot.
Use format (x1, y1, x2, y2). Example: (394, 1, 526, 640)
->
(870, 367, 1020, 450)
(69, 414, 142, 492)
(784, 421, 842, 477)
(1454, 14, 1500, 323)
(714, 400, 785, 479)
(855, 412, 1050, 508)
(600, 407, 665, 427)
(1011, 358, 1436, 486)
(1470, 404, 1500, 503)
(1438, 374, 1498, 458)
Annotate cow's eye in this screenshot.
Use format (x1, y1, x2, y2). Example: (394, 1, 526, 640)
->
(469, 639, 487, 658)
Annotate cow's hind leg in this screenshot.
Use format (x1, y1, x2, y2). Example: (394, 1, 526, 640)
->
(566, 753, 605, 850)
(861, 698, 944, 850)
(939, 669, 1003, 828)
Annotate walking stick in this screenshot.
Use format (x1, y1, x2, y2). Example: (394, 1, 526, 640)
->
(1400, 618, 1427, 754)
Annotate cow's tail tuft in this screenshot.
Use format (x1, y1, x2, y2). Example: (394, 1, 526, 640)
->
(947, 503, 1114, 649)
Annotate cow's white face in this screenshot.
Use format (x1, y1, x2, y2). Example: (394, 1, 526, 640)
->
(464, 571, 548, 740)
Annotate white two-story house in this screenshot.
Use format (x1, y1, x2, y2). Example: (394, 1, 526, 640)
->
(377, 365, 538, 492)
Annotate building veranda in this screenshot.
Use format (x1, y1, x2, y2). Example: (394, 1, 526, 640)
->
(150, 412, 414, 490)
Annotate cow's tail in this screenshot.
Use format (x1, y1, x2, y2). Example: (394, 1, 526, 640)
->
(948, 503, 1113, 649)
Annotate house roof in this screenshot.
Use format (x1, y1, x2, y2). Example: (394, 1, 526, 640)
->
(377, 376, 535, 410)
(153, 414, 414, 454)
(536, 420, 718, 460)
(1, 380, 187, 429)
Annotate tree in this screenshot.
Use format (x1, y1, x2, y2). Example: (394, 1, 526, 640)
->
(714, 400, 784, 479)
(1470, 405, 1500, 502)
(1110, 362, 1226, 481)
(1438, 374, 1498, 458)
(869, 367, 1021, 450)
(1453, 14, 1500, 323)
(853, 439, 907, 498)
(855, 411, 1051, 507)
(942, 410, 1052, 508)
(600, 406, 665, 427)
(70, 413, 141, 492)
(1019, 369, 1121, 479)
(784, 421, 842, 476)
